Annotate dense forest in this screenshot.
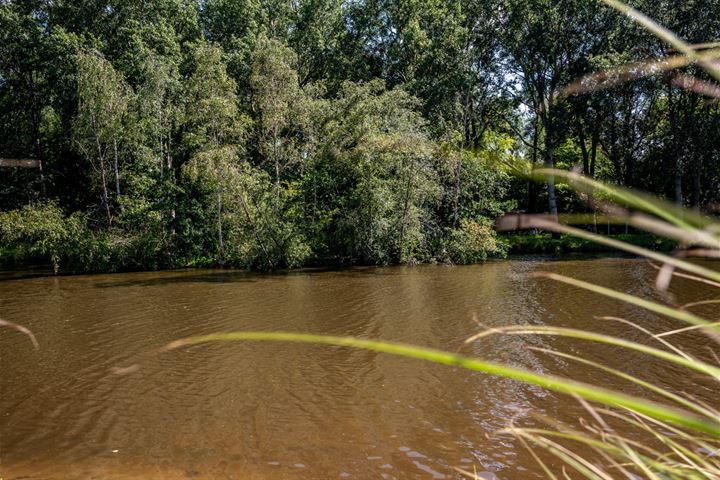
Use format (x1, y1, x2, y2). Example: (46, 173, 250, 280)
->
(1, 0, 719, 272)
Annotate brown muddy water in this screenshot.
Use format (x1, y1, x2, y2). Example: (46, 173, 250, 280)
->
(1, 257, 718, 479)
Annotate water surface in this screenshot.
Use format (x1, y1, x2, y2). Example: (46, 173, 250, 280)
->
(1, 258, 717, 479)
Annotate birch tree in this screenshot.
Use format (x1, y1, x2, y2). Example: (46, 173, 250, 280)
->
(74, 49, 132, 226)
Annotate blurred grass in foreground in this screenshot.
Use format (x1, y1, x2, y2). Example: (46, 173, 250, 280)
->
(504, 233, 677, 255)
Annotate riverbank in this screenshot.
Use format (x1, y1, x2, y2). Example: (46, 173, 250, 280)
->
(503, 233, 677, 255)
(0, 233, 676, 277)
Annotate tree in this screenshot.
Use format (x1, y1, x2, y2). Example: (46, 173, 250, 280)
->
(181, 42, 247, 264)
(73, 49, 133, 226)
(312, 80, 440, 264)
(7, 0, 719, 272)
(249, 35, 311, 198)
(501, 0, 613, 220)
(288, 0, 346, 86)
(134, 52, 183, 214)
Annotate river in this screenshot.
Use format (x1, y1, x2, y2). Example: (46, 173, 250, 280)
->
(1, 257, 717, 479)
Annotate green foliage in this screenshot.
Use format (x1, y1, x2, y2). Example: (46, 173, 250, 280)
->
(183, 42, 247, 151)
(249, 35, 312, 192)
(445, 219, 506, 264)
(0, 202, 81, 272)
(73, 49, 134, 225)
(5, 0, 716, 273)
(435, 135, 517, 224)
(309, 80, 442, 264)
(0, 202, 119, 273)
(114, 196, 171, 270)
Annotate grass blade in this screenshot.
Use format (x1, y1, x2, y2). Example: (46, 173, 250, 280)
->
(467, 325, 720, 379)
(497, 216, 720, 284)
(533, 272, 717, 330)
(161, 331, 720, 436)
(599, 0, 720, 82)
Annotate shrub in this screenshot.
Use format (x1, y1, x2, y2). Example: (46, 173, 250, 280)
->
(444, 218, 506, 264)
(0, 202, 90, 273)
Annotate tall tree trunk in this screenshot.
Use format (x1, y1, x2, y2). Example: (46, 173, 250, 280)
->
(543, 114, 559, 225)
(275, 158, 280, 198)
(100, 158, 112, 227)
(577, 122, 590, 176)
(30, 74, 46, 198)
(32, 109, 47, 198)
(217, 189, 225, 266)
(38, 158, 47, 198)
(590, 121, 600, 232)
(674, 169, 684, 207)
(625, 154, 635, 189)
(167, 125, 176, 235)
(113, 138, 123, 212)
(668, 81, 683, 206)
(397, 166, 414, 263)
(589, 124, 599, 178)
(159, 108, 165, 179)
(606, 114, 622, 184)
(93, 117, 112, 226)
(272, 127, 281, 206)
(546, 165, 558, 219)
(367, 172, 374, 261)
(453, 157, 462, 227)
(238, 189, 273, 268)
(691, 155, 701, 211)
(527, 118, 539, 213)
(35, 135, 46, 198)
(463, 89, 474, 148)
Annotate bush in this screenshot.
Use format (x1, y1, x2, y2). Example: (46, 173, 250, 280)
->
(0, 202, 169, 273)
(0, 202, 90, 272)
(444, 218, 506, 264)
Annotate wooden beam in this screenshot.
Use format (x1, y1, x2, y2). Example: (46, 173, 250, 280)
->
(0, 158, 40, 169)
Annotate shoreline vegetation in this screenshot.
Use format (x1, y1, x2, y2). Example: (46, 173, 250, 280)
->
(505, 232, 677, 255)
(0, 227, 677, 275)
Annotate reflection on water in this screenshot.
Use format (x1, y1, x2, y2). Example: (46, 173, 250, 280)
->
(0, 258, 717, 479)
